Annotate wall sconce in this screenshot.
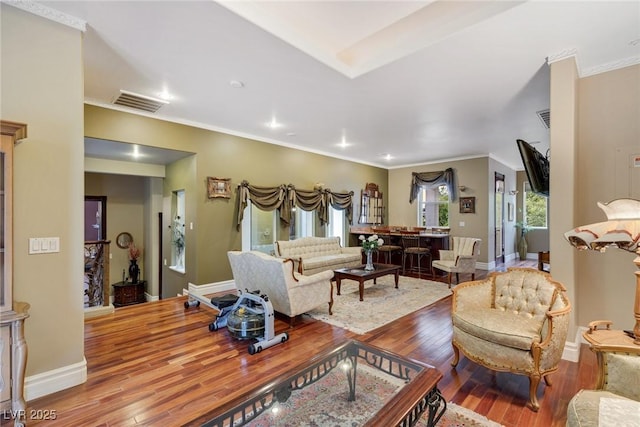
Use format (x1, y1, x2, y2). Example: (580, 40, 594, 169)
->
(458, 186, 467, 192)
(510, 190, 519, 195)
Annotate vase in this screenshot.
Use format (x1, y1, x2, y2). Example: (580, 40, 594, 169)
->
(364, 249, 375, 271)
(129, 260, 140, 284)
(518, 233, 528, 260)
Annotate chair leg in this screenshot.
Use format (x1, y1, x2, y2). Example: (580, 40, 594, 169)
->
(451, 343, 460, 367)
(528, 375, 541, 412)
(456, 272, 459, 284)
(447, 273, 452, 288)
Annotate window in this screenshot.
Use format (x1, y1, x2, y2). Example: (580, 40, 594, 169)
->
(242, 203, 277, 255)
(326, 206, 346, 244)
(523, 182, 548, 228)
(290, 208, 315, 240)
(171, 190, 186, 272)
(417, 185, 449, 227)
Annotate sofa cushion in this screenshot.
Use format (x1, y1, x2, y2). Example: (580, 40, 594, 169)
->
(302, 253, 362, 271)
(276, 237, 343, 258)
(453, 307, 543, 350)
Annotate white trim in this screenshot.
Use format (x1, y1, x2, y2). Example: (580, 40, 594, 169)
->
(25, 358, 87, 402)
(187, 280, 236, 296)
(146, 293, 160, 302)
(5, 0, 87, 31)
(581, 55, 640, 78)
(475, 261, 492, 271)
(561, 327, 588, 363)
(84, 305, 114, 319)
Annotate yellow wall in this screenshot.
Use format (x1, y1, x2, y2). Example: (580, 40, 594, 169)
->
(389, 156, 519, 266)
(575, 64, 640, 331)
(84, 105, 389, 297)
(85, 173, 148, 286)
(1, 5, 85, 391)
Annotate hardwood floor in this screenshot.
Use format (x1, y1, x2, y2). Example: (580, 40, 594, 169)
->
(25, 260, 597, 426)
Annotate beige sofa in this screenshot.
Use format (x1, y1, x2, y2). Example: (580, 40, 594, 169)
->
(451, 268, 571, 411)
(274, 236, 362, 276)
(227, 251, 334, 321)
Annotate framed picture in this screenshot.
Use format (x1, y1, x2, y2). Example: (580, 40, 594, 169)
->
(207, 177, 231, 199)
(459, 196, 476, 214)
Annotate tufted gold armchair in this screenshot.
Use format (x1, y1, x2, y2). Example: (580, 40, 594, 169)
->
(450, 268, 571, 411)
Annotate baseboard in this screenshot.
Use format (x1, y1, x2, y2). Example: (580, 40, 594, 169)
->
(561, 327, 589, 363)
(25, 358, 87, 402)
(187, 280, 236, 296)
(476, 261, 493, 271)
(146, 293, 159, 302)
(84, 305, 114, 319)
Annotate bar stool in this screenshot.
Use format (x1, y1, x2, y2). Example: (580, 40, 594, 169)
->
(401, 231, 432, 278)
(376, 233, 403, 264)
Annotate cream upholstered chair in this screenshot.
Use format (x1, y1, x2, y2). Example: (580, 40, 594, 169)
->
(451, 268, 571, 411)
(227, 251, 334, 322)
(566, 327, 640, 426)
(432, 236, 481, 288)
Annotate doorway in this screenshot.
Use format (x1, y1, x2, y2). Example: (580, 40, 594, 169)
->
(85, 196, 106, 241)
(494, 173, 505, 266)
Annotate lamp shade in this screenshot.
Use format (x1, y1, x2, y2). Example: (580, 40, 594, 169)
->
(564, 199, 640, 254)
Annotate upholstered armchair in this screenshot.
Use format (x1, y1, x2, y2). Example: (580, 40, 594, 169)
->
(451, 268, 571, 411)
(432, 236, 481, 288)
(566, 326, 640, 426)
(227, 251, 334, 322)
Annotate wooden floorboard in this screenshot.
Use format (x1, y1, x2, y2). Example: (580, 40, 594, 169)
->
(24, 260, 597, 426)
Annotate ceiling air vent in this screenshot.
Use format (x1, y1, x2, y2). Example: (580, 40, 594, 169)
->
(537, 109, 550, 129)
(113, 90, 169, 113)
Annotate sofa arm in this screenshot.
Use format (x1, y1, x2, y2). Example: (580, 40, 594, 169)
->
(292, 269, 334, 288)
(439, 250, 455, 261)
(452, 278, 493, 312)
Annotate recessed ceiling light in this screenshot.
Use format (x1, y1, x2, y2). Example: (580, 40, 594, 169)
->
(230, 80, 245, 88)
(266, 117, 282, 129)
(383, 153, 393, 161)
(157, 90, 174, 101)
(130, 145, 143, 159)
(338, 135, 350, 148)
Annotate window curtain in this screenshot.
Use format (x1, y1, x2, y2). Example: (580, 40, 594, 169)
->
(287, 185, 326, 224)
(235, 181, 355, 230)
(235, 181, 290, 230)
(325, 189, 355, 226)
(409, 168, 457, 203)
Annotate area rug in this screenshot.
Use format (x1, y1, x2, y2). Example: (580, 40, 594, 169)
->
(305, 275, 452, 334)
(231, 359, 502, 427)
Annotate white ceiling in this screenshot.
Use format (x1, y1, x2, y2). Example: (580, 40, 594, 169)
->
(25, 1, 640, 169)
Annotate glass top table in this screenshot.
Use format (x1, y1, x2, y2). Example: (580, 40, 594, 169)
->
(199, 339, 445, 427)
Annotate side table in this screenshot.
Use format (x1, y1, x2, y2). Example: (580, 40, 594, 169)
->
(582, 320, 638, 388)
(112, 280, 147, 307)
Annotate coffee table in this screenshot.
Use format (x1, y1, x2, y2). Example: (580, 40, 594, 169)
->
(200, 339, 445, 426)
(334, 263, 401, 301)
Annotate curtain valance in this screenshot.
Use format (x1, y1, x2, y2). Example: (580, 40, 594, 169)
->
(235, 181, 354, 230)
(409, 168, 457, 203)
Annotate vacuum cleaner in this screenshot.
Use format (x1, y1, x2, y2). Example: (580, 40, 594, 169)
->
(185, 289, 289, 354)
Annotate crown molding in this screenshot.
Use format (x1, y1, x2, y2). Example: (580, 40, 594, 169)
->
(4, 0, 86, 32)
(546, 48, 578, 65)
(581, 55, 640, 78)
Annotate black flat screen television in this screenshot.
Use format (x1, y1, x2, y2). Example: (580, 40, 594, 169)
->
(516, 139, 549, 197)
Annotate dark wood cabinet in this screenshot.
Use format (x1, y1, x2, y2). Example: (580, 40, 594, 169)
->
(112, 281, 146, 307)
